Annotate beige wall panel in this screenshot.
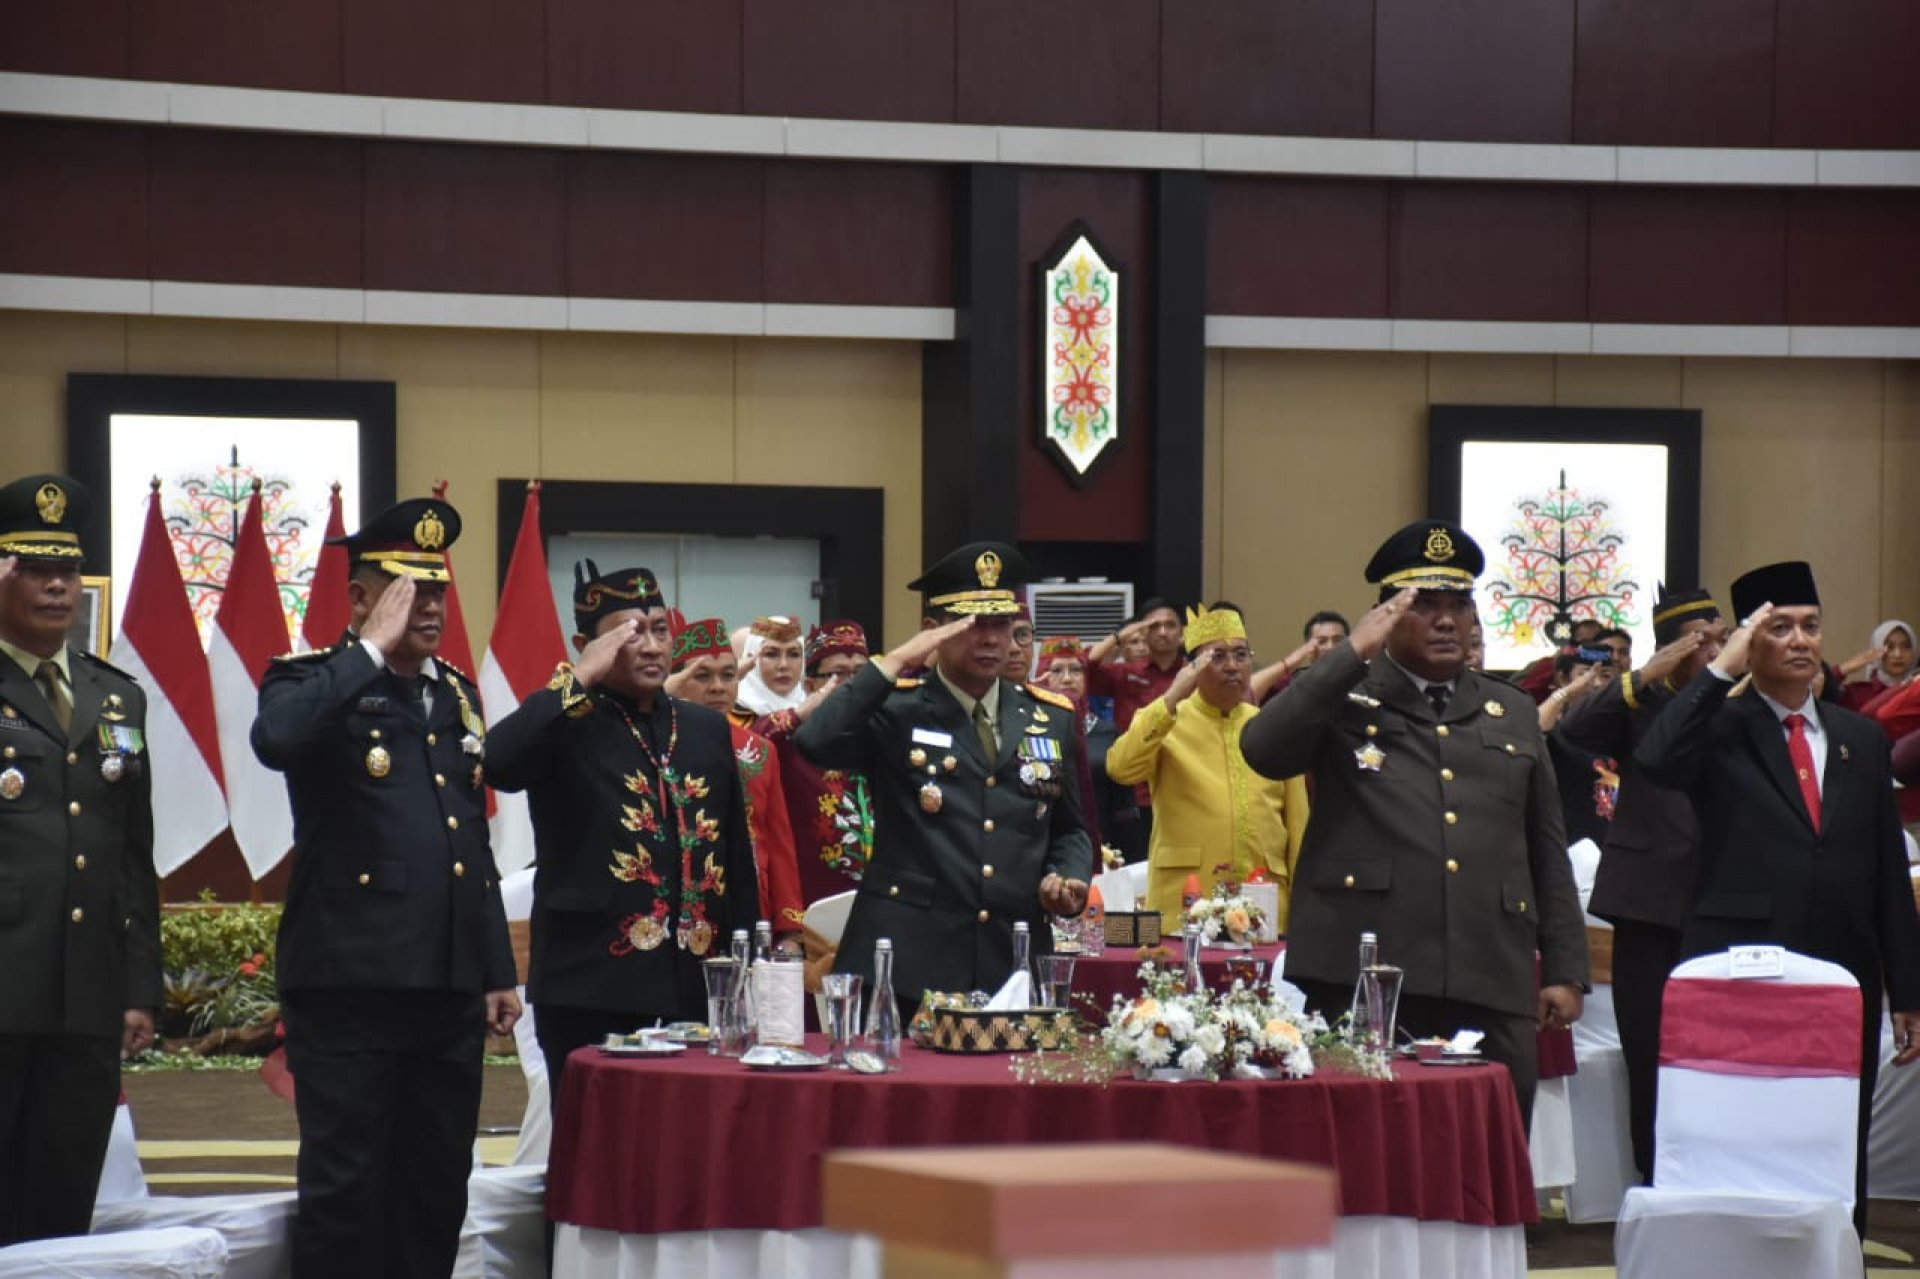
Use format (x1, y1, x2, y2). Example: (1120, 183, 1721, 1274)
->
(0, 312, 128, 474)
(733, 339, 923, 644)
(1683, 357, 1886, 647)
(536, 333, 739, 484)
(338, 326, 543, 644)
(1552, 356, 1684, 407)
(1882, 362, 1920, 630)
(1216, 350, 1429, 646)
(1427, 354, 1556, 406)
(126, 317, 339, 379)
(1201, 349, 1225, 602)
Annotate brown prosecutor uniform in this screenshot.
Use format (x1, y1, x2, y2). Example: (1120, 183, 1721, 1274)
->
(1241, 643, 1589, 1125)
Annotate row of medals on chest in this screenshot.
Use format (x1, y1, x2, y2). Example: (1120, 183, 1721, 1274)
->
(911, 711, 1061, 818)
(0, 694, 139, 801)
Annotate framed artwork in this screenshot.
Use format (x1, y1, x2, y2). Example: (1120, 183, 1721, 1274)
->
(1037, 221, 1124, 486)
(67, 375, 396, 646)
(1428, 406, 1702, 673)
(66, 575, 111, 657)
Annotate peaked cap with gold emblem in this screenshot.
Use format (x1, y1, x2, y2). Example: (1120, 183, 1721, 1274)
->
(908, 540, 1030, 617)
(0, 472, 90, 563)
(1363, 519, 1484, 593)
(328, 497, 460, 582)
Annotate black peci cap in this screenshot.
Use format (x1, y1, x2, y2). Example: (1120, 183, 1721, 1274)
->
(572, 559, 665, 634)
(1730, 561, 1819, 623)
(1650, 584, 1721, 645)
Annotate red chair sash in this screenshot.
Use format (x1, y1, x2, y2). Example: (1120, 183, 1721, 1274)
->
(1660, 978, 1861, 1078)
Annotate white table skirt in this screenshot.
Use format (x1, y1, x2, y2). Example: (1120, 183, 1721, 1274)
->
(555, 1217, 1525, 1279)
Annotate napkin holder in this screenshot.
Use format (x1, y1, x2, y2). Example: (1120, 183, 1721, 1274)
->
(1104, 910, 1161, 948)
(928, 1005, 1074, 1054)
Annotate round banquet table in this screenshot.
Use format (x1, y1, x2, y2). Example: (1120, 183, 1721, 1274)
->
(546, 1037, 1539, 1244)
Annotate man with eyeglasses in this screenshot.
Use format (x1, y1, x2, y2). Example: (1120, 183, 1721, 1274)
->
(1241, 520, 1588, 1131)
(1107, 604, 1309, 932)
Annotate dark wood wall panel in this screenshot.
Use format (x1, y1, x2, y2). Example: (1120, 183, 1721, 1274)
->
(1774, 0, 1920, 150)
(1573, 0, 1774, 146)
(1017, 170, 1151, 544)
(1206, 178, 1390, 317)
(547, 0, 743, 112)
(0, 120, 149, 280)
(956, 0, 1161, 130)
(130, 0, 344, 93)
(1158, 1, 1373, 138)
(1373, 0, 1576, 143)
(1391, 184, 1588, 321)
(341, 0, 548, 103)
(1588, 189, 1786, 324)
(741, 0, 954, 123)
(149, 131, 364, 289)
(0, 0, 130, 78)
(566, 153, 766, 300)
(762, 163, 952, 307)
(363, 143, 567, 296)
(1786, 191, 1920, 326)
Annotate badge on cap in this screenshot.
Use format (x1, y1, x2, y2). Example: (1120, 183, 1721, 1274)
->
(36, 483, 67, 525)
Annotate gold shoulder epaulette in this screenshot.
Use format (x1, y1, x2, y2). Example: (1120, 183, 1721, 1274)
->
(73, 649, 138, 682)
(438, 658, 475, 686)
(1025, 682, 1075, 711)
(895, 677, 925, 690)
(271, 647, 334, 663)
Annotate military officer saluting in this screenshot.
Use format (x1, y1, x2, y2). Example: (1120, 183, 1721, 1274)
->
(795, 542, 1093, 1008)
(252, 498, 518, 1279)
(1241, 520, 1588, 1128)
(0, 473, 159, 1245)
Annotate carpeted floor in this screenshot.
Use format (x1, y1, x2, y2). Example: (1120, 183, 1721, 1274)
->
(120, 1065, 1920, 1273)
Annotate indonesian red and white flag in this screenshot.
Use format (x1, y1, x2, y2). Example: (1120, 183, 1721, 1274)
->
(208, 482, 294, 879)
(110, 481, 228, 877)
(300, 481, 349, 652)
(479, 483, 566, 873)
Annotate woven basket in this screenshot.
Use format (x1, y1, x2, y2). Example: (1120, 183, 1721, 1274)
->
(1104, 910, 1162, 948)
(928, 1007, 1075, 1054)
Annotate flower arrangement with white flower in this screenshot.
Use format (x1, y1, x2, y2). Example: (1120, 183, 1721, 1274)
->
(1186, 883, 1267, 946)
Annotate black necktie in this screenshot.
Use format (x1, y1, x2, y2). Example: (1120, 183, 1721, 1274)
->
(1426, 684, 1451, 718)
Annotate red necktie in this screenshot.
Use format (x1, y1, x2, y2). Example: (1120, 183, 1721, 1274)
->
(1784, 713, 1821, 832)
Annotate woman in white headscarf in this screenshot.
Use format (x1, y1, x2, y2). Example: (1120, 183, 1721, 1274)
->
(1838, 618, 1916, 713)
(736, 614, 808, 716)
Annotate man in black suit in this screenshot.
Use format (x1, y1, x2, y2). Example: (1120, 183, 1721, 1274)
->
(1637, 561, 1920, 1234)
(794, 542, 1092, 1008)
(484, 563, 758, 1109)
(253, 498, 519, 1279)
(1554, 585, 1725, 1180)
(0, 474, 160, 1245)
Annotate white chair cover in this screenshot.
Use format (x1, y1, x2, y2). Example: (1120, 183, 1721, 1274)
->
(455, 1164, 548, 1279)
(0, 1225, 229, 1278)
(499, 867, 535, 923)
(1529, 1076, 1576, 1189)
(92, 1193, 295, 1279)
(1566, 838, 1602, 916)
(1870, 1011, 1920, 1199)
(95, 1102, 148, 1204)
(1615, 950, 1865, 1279)
(509, 993, 550, 1166)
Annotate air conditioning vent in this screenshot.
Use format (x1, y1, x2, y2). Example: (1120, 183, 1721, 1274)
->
(1027, 582, 1135, 643)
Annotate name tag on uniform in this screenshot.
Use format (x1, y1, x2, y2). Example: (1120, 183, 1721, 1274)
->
(357, 696, 391, 713)
(1729, 945, 1785, 979)
(911, 727, 953, 748)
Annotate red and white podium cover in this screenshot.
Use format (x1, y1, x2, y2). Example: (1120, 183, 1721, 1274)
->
(1614, 951, 1865, 1279)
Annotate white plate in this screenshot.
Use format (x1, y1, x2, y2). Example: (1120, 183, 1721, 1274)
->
(741, 1046, 828, 1071)
(599, 1040, 687, 1057)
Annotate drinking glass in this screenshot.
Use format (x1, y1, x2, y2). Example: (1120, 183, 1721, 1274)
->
(1036, 954, 1077, 1010)
(1359, 964, 1404, 1052)
(1223, 953, 1266, 990)
(702, 958, 744, 1057)
(822, 973, 863, 1068)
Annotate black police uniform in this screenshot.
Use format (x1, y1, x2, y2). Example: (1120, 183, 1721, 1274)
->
(251, 498, 514, 1279)
(793, 542, 1094, 1006)
(0, 472, 160, 1246)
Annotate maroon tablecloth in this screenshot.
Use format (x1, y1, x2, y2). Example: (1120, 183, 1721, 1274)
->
(546, 1038, 1539, 1236)
(1077, 940, 1576, 1079)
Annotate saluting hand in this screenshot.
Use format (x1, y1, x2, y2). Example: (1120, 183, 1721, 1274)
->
(1710, 603, 1770, 680)
(1349, 588, 1418, 662)
(1637, 630, 1705, 686)
(792, 674, 843, 723)
(0, 555, 15, 590)
(1163, 656, 1203, 710)
(877, 615, 974, 679)
(573, 618, 639, 689)
(361, 574, 417, 657)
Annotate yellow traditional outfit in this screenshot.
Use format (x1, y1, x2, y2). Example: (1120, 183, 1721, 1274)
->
(1105, 607, 1310, 931)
